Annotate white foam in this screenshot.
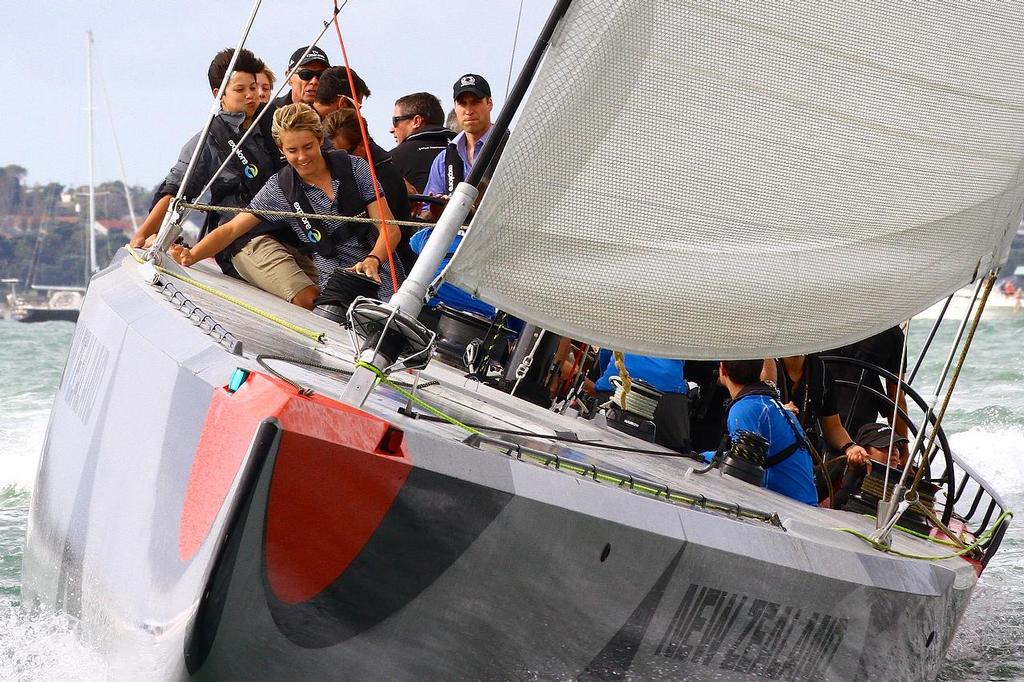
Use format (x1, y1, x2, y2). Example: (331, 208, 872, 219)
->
(0, 604, 108, 681)
(0, 402, 50, 492)
(948, 425, 1024, 496)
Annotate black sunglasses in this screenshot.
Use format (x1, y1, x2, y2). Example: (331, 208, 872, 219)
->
(391, 114, 415, 127)
(296, 69, 325, 81)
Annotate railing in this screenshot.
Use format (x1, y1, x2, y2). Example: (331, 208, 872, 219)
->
(821, 355, 1012, 566)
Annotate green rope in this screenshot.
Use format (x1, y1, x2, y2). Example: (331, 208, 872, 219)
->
(127, 247, 326, 343)
(355, 361, 482, 435)
(834, 510, 1012, 561)
(356, 362, 780, 524)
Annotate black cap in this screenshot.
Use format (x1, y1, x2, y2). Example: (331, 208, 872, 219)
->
(453, 73, 490, 100)
(855, 423, 910, 449)
(288, 46, 330, 71)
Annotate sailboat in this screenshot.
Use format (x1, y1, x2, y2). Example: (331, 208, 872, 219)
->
(15, 31, 137, 324)
(22, 3, 1016, 680)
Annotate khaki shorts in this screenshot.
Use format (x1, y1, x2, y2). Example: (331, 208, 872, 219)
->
(231, 235, 319, 302)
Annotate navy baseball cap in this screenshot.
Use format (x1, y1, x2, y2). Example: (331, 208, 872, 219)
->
(288, 46, 330, 71)
(453, 73, 490, 99)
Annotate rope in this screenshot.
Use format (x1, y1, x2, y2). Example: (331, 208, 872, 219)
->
(330, 2, 399, 293)
(351, 364, 776, 524)
(356, 360, 482, 435)
(612, 351, 631, 409)
(608, 375, 658, 419)
(177, 201, 432, 230)
(127, 247, 326, 343)
(835, 510, 1012, 561)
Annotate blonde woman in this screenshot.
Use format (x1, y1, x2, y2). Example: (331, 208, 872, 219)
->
(256, 67, 275, 104)
(173, 104, 403, 306)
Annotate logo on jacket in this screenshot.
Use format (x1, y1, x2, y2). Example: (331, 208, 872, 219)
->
(293, 201, 320, 243)
(229, 140, 259, 179)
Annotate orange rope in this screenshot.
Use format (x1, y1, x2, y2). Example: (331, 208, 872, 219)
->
(330, 2, 399, 293)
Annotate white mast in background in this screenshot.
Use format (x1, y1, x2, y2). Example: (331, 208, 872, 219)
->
(86, 30, 98, 275)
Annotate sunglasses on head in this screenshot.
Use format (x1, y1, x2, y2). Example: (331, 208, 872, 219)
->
(391, 114, 415, 127)
(296, 69, 324, 81)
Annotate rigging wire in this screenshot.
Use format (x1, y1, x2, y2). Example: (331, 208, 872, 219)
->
(882, 318, 911, 500)
(95, 62, 139, 231)
(504, 0, 527, 99)
(330, 0, 400, 294)
(151, 0, 263, 251)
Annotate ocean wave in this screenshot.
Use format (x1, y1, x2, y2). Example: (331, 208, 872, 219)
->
(0, 604, 107, 682)
(949, 426, 1024, 496)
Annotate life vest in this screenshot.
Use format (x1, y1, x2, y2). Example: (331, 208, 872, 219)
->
(724, 383, 811, 469)
(204, 105, 281, 209)
(276, 150, 373, 257)
(443, 142, 465, 194)
(442, 130, 510, 194)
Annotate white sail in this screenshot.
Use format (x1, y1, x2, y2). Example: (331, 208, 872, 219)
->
(447, 0, 1024, 359)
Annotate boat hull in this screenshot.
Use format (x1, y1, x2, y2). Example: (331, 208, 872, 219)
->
(15, 306, 80, 323)
(23, 257, 977, 681)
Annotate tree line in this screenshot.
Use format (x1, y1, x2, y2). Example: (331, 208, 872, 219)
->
(0, 164, 154, 288)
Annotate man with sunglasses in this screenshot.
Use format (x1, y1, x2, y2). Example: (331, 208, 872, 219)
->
(388, 92, 456, 193)
(272, 45, 331, 108)
(312, 66, 371, 120)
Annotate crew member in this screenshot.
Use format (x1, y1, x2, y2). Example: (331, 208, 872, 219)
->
(324, 108, 417, 270)
(129, 48, 288, 282)
(705, 359, 818, 505)
(776, 354, 870, 503)
(830, 422, 911, 510)
(389, 92, 456, 192)
(272, 46, 330, 108)
(409, 74, 499, 320)
(172, 104, 403, 306)
(422, 73, 495, 220)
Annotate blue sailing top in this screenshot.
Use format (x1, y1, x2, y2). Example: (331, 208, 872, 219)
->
(408, 228, 495, 319)
(594, 351, 688, 394)
(703, 392, 818, 505)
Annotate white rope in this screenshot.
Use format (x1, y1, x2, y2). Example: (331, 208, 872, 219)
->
(608, 376, 660, 420)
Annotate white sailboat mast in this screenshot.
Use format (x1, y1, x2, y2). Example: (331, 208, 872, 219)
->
(86, 30, 98, 275)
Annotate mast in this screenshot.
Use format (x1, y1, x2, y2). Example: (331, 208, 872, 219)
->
(86, 30, 98, 275)
(343, 0, 575, 407)
(388, 0, 575, 317)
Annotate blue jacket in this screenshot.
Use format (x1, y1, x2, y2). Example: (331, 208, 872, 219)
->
(595, 352, 687, 394)
(702, 389, 818, 505)
(409, 228, 495, 319)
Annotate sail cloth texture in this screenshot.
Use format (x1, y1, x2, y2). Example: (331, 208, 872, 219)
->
(446, 0, 1024, 359)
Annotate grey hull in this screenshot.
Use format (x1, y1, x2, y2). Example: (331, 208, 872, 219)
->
(22, 253, 985, 681)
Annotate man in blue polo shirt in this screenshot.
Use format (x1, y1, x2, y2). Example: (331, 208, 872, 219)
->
(708, 359, 818, 505)
(422, 73, 494, 219)
(413, 73, 497, 318)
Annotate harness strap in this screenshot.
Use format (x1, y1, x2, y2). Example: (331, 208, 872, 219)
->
(727, 386, 812, 469)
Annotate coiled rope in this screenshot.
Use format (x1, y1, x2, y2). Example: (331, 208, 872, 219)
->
(608, 375, 659, 419)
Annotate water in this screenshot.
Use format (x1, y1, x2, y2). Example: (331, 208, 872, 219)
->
(0, 321, 106, 681)
(0, 317, 1021, 680)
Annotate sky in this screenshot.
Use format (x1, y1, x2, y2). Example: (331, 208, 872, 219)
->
(2, 0, 556, 190)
